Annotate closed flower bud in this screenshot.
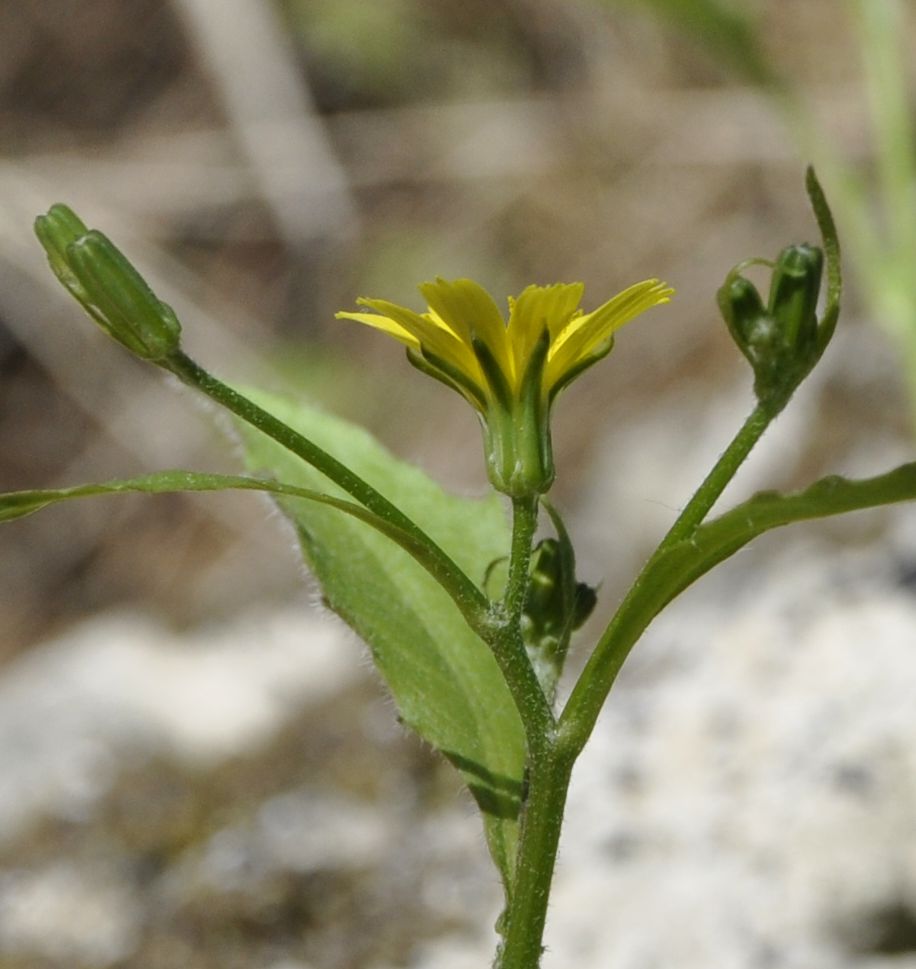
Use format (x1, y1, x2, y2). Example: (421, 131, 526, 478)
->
(525, 539, 565, 636)
(524, 538, 596, 643)
(718, 245, 826, 405)
(35, 205, 181, 362)
(33, 204, 91, 303)
(719, 168, 841, 409)
(67, 232, 181, 361)
(521, 534, 597, 697)
(767, 244, 823, 353)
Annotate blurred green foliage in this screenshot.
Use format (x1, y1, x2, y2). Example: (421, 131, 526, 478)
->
(278, 0, 535, 107)
(604, 0, 916, 426)
(606, 0, 780, 88)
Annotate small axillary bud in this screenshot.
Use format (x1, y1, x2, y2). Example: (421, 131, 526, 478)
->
(524, 539, 564, 636)
(521, 534, 597, 697)
(35, 203, 181, 362)
(523, 538, 596, 645)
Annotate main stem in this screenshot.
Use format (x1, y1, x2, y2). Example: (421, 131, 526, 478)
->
(495, 402, 776, 966)
(496, 739, 572, 969)
(491, 495, 570, 969)
(489, 496, 555, 742)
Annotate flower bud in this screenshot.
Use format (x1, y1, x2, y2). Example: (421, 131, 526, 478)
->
(35, 205, 181, 362)
(718, 244, 825, 405)
(719, 169, 841, 409)
(767, 244, 823, 353)
(522, 534, 596, 696)
(525, 539, 564, 636)
(523, 539, 596, 644)
(67, 232, 181, 360)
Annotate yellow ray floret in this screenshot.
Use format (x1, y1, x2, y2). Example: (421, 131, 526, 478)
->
(337, 277, 672, 406)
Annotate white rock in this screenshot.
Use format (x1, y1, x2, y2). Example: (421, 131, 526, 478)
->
(0, 862, 141, 966)
(545, 533, 916, 968)
(0, 607, 359, 841)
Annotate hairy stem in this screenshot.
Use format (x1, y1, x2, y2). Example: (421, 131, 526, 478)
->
(496, 737, 572, 969)
(488, 496, 568, 968)
(490, 495, 555, 743)
(504, 496, 539, 626)
(661, 401, 773, 548)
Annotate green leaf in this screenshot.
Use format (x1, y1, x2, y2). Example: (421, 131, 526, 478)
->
(0, 470, 414, 531)
(805, 165, 843, 354)
(236, 390, 526, 886)
(656, 462, 916, 609)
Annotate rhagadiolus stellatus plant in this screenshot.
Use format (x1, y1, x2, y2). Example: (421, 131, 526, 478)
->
(6, 167, 916, 969)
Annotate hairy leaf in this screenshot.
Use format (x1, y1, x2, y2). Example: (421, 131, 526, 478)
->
(237, 391, 526, 885)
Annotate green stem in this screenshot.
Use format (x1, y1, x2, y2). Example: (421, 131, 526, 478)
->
(496, 738, 572, 969)
(557, 562, 673, 761)
(504, 496, 539, 626)
(490, 495, 555, 742)
(491, 497, 566, 968)
(661, 401, 773, 548)
(560, 401, 775, 757)
(163, 350, 489, 631)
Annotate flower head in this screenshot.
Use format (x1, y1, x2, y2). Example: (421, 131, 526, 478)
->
(35, 203, 181, 361)
(718, 244, 826, 406)
(337, 277, 673, 495)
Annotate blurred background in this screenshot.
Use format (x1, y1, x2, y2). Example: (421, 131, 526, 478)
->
(1, 1, 915, 967)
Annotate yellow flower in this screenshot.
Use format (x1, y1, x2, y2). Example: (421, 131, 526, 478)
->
(337, 277, 673, 495)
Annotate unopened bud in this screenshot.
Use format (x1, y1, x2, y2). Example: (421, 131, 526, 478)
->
(719, 244, 825, 405)
(35, 205, 181, 362)
(525, 539, 564, 635)
(767, 244, 823, 352)
(34, 204, 90, 302)
(524, 538, 596, 643)
(67, 232, 181, 360)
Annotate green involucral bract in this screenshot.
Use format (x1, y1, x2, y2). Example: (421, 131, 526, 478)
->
(719, 244, 825, 403)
